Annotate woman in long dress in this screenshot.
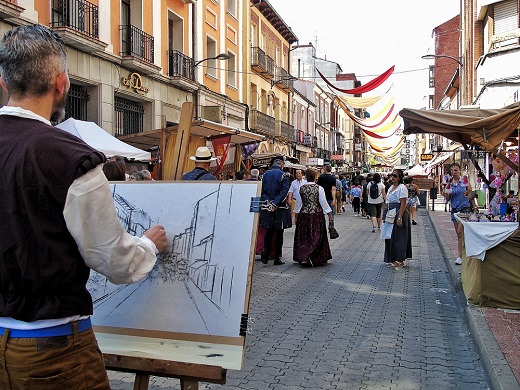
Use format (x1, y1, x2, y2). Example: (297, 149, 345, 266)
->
(383, 169, 412, 267)
(293, 168, 333, 266)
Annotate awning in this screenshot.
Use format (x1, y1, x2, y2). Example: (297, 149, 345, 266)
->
(295, 144, 312, 153)
(117, 119, 266, 150)
(400, 103, 520, 150)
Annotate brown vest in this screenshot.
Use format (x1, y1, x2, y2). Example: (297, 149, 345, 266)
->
(0, 115, 106, 321)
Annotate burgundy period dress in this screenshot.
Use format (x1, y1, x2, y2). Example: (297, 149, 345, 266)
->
(293, 184, 332, 265)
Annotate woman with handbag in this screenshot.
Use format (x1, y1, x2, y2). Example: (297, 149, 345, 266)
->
(293, 168, 333, 267)
(382, 169, 412, 267)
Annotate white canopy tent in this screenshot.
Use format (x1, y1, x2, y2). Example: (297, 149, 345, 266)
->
(56, 118, 151, 161)
(405, 164, 428, 177)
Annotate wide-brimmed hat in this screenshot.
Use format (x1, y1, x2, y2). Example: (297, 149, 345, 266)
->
(190, 146, 217, 162)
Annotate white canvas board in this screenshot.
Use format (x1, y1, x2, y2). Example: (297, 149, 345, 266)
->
(88, 181, 259, 360)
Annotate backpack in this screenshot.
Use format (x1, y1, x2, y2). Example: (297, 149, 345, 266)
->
(369, 181, 379, 199)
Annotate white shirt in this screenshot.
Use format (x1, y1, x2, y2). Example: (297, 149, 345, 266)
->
(367, 182, 385, 204)
(294, 183, 332, 215)
(386, 183, 408, 204)
(289, 178, 307, 202)
(0, 107, 158, 330)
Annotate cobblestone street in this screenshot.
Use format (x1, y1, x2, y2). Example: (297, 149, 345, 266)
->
(109, 206, 490, 389)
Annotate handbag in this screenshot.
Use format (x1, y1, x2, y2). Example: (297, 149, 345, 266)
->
(380, 223, 393, 240)
(328, 221, 339, 239)
(385, 208, 397, 224)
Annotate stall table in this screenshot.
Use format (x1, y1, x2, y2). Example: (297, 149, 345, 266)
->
(458, 217, 520, 309)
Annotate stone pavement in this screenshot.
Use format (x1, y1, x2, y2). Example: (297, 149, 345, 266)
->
(427, 206, 520, 390)
(108, 204, 499, 389)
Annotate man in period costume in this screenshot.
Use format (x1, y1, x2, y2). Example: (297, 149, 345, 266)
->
(259, 157, 291, 265)
(0, 24, 167, 388)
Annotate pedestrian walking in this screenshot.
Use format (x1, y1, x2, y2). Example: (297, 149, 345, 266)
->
(367, 173, 386, 233)
(383, 169, 412, 267)
(293, 168, 333, 266)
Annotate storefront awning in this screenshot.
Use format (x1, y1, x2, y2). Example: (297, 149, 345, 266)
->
(295, 144, 312, 153)
(117, 119, 266, 150)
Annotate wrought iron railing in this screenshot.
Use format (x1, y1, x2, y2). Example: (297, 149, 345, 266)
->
(276, 120, 295, 142)
(275, 67, 294, 90)
(251, 47, 274, 77)
(51, 0, 99, 39)
(167, 50, 194, 80)
(120, 25, 154, 63)
(249, 109, 275, 137)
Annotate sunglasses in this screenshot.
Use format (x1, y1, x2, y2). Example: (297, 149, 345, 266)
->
(391, 173, 399, 177)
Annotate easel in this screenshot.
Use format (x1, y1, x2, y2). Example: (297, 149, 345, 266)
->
(104, 354, 226, 390)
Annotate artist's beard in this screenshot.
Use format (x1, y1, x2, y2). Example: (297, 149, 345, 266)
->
(50, 91, 68, 123)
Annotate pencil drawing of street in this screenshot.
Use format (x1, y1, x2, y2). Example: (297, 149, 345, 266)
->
(87, 182, 258, 338)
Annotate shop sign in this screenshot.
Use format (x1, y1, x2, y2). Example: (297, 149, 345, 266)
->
(421, 153, 434, 161)
(308, 157, 324, 166)
(331, 154, 343, 161)
(122, 72, 149, 94)
(303, 135, 312, 146)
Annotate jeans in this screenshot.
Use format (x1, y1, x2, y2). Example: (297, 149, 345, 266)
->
(327, 199, 334, 217)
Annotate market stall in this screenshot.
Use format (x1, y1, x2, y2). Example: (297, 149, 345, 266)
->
(400, 104, 520, 309)
(456, 215, 520, 309)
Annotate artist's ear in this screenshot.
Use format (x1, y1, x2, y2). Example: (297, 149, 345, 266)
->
(0, 77, 8, 93)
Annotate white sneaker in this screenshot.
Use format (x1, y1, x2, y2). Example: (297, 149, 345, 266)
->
(455, 257, 462, 265)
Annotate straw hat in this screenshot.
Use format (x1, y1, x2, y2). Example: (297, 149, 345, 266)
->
(190, 146, 217, 162)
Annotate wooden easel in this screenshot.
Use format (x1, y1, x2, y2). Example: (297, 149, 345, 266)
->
(104, 354, 226, 390)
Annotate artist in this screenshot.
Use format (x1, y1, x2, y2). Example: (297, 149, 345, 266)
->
(0, 25, 167, 389)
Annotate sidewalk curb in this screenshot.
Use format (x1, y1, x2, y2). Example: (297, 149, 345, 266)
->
(427, 210, 520, 390)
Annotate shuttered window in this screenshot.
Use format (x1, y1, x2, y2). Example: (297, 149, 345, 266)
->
(494, 0, 518, 35)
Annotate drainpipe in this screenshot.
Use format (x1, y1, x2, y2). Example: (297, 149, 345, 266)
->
(191, 1, 199, 120)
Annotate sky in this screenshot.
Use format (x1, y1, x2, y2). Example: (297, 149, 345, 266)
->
(267, 0, 461, 113)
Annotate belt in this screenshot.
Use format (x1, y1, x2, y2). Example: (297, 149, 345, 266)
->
(0, 317, 92, 338)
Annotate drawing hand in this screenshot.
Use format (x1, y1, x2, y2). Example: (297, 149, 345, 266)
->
(145, 225, 168, 252)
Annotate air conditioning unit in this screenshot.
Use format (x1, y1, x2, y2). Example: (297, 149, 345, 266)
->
(201, 106, 222, 123)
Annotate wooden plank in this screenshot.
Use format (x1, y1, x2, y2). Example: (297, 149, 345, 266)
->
(163, 101, 194, 180)
(104, 354, 226, 384)
(133, 373, 150, 390)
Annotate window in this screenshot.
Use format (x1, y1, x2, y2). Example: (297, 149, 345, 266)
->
(121, 0, 131, 54)
(429, 65, 435, 88)
(429, 95, 434, 109)
(65, 84, 89, 121)
(205, 36, 217, 78)
(227, 51, 236, 87)
(114, 96, 144, 136)
(227, 0, 236, 17)
(168, 11, 183, 51)
(494, 0, 519, 46)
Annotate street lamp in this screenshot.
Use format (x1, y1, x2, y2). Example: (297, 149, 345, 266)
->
(270, 75, 297, 89)
(193, 53, 230, 67)
(421, 54, 463, 67)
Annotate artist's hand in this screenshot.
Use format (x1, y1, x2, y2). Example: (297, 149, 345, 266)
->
(145, 225, 168, 252)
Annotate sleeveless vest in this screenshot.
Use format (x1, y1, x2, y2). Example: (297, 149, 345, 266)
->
(0, 115, 105, 321)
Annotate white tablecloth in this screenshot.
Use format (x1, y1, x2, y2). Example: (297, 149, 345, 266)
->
(455, 215, 518, 260)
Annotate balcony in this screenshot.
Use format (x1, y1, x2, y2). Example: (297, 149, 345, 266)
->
(275, 120, 295, 142)
(249, 109, 275, 137)
(51, 0, 107, 52)
(0, 0, 24, 20)
(120, 25, 161, 75)
(274, 67, 294, 92)
(251, 47, 274, 79)
(167, 50, 197, 91)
